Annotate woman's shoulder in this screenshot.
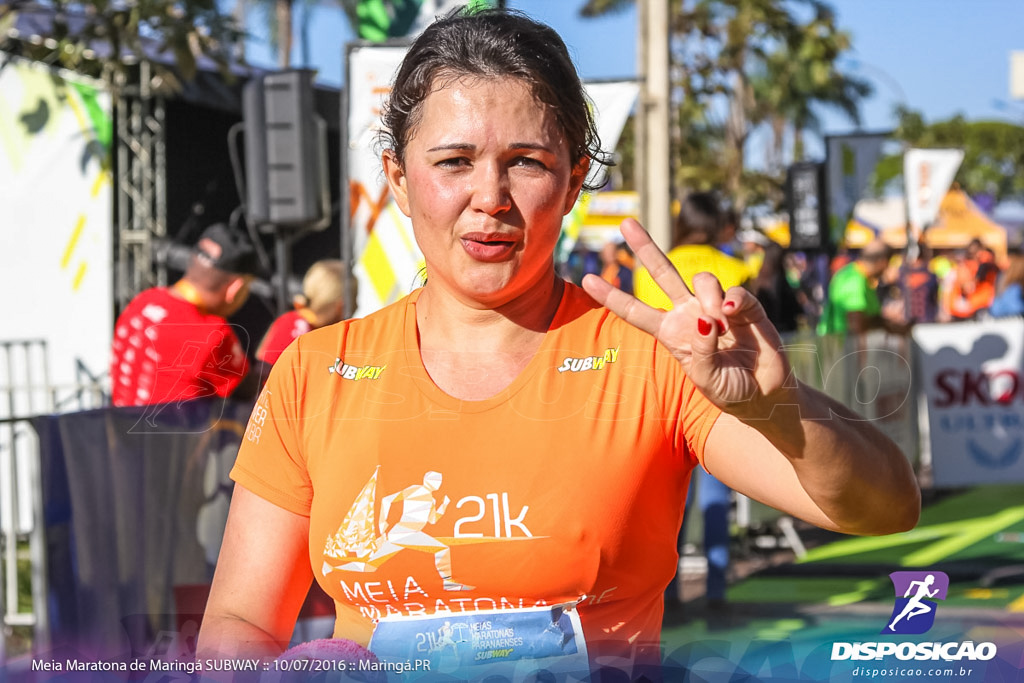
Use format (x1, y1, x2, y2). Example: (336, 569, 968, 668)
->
(293, 291, 416, 352)
(556, 281, 658, 345)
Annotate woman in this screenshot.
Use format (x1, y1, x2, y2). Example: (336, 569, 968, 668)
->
(987, 251, 1024, 318)
(255, 259, 350, 365)
(197, 8, 919, 677)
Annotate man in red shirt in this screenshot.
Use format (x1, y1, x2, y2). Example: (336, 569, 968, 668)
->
(110, 222, 265, 407)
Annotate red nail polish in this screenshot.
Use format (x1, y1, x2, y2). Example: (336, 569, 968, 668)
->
(716, 319, 726, 335)
(723, 300, 736, 310)
(697, 318, 712, 336)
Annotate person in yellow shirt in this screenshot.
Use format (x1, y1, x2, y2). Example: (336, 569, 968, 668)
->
(634, 193, 752, 307)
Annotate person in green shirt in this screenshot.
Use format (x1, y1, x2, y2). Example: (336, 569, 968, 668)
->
(819, 240, 906, 336)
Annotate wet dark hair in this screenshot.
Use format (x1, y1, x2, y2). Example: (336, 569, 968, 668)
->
(379, 7, 611, 191)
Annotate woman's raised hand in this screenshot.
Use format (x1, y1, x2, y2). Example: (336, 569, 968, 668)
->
(582, 218, 793, 419)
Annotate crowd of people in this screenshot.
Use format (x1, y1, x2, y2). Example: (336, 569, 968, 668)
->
(571, 225, 1024, 344)
(560, 196, 1023, 626)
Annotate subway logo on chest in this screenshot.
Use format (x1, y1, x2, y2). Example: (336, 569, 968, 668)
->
(329, 358, 386, 381)
(557, 347, 619, 373)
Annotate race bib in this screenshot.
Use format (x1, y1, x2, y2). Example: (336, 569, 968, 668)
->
(369, 603, 589, 680)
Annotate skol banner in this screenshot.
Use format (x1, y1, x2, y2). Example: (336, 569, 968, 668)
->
(913, 318, 1024, 486)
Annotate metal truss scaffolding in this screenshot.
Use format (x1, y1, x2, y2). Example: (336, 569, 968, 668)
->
(114, 60, 168, 311)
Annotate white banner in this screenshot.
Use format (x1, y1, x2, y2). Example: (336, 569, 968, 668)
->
(346, 44, 408, 259)
(345, 44, 410, 315)
(1011, 51, 1024, 99)
(0, 59, 113, 399)
(581, 81, 639, 189)
(0, 59, 112, 533)
(904, 148, 964, 238)
(913, 318, 1024, 486)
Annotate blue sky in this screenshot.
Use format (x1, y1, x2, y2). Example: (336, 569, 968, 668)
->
(243, 0, 1024, 152)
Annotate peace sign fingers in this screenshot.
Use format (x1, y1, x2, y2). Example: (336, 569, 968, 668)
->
(618, 218, 694, 306)
(581, 272, 666, 338)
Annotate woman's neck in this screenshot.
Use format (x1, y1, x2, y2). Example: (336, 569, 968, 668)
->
(417, 274, 564, 352)
(414, 274, 565, 400)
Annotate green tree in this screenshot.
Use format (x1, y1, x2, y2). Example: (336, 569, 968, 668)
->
(0, 0, 244, 92)
(866, 107, 1024, 201)
(750, 5, 870, 174)
(580, 0, 869, 212)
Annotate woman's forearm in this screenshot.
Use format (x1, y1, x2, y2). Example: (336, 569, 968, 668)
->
(741, 380, 921, 535)
(197, 613, 290, 661)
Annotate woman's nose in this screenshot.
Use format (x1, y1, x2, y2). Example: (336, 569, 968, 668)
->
(470, 164, 512, 215)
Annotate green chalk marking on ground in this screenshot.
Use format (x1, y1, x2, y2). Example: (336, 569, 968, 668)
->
(902, 506, 1024, 567)
(826, 578, 888, 607)
(755, 618, 807, 640)
(798, 524, 955, 564)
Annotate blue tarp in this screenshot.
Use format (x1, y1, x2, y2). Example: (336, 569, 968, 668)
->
(30, 397, 252, 659)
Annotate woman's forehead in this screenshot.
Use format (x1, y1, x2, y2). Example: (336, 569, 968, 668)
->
(412, 75, 562, 141)
(423, 73, 539, 110)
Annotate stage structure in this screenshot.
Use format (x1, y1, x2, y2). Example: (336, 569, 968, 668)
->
(113, 60, 169, 311)
(0, 8, 341, 661)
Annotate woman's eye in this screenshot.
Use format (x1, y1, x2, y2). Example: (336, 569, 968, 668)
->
(437, 157, 470, 169)
(513, 156, 546, 169)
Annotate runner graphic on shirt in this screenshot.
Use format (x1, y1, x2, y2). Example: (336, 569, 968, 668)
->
(887, 574, 939, 631)
(434, 620, 461, 656)
(323, 467, 473, 591)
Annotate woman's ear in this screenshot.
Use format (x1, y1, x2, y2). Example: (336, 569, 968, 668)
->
(382, 150, 411, 217)
(563, 158, 590, 215)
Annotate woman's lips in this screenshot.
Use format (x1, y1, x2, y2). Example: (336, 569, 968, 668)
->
(460, 233, 518, 261)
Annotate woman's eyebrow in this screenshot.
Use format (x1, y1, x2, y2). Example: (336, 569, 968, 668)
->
(424, 142, 554, 153)
(508, 142, 555, 153)
(426, 143, 475, 152)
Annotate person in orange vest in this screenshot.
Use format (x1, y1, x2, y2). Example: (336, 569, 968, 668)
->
(598, 238, 635, 295)
(945, 239, 999, 320)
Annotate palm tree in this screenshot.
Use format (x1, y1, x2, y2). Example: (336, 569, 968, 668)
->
(245, 0, 322, 68)
(580, 0, 870, 212)
(750, 5, 871, 175)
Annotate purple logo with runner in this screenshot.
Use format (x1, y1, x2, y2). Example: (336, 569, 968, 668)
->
(883, 571, 949, 635)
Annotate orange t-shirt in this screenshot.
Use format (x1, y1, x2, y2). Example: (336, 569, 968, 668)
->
(231, 283, 721, 669)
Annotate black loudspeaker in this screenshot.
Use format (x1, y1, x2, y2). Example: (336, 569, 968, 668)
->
(242, 79, 269, 224)
(786, 162, 828, 251)
(242, 69, 328, 229)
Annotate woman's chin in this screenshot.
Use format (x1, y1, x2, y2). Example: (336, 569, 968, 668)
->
(448, 275, 538, 308)
(427, 258, 554, 308)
